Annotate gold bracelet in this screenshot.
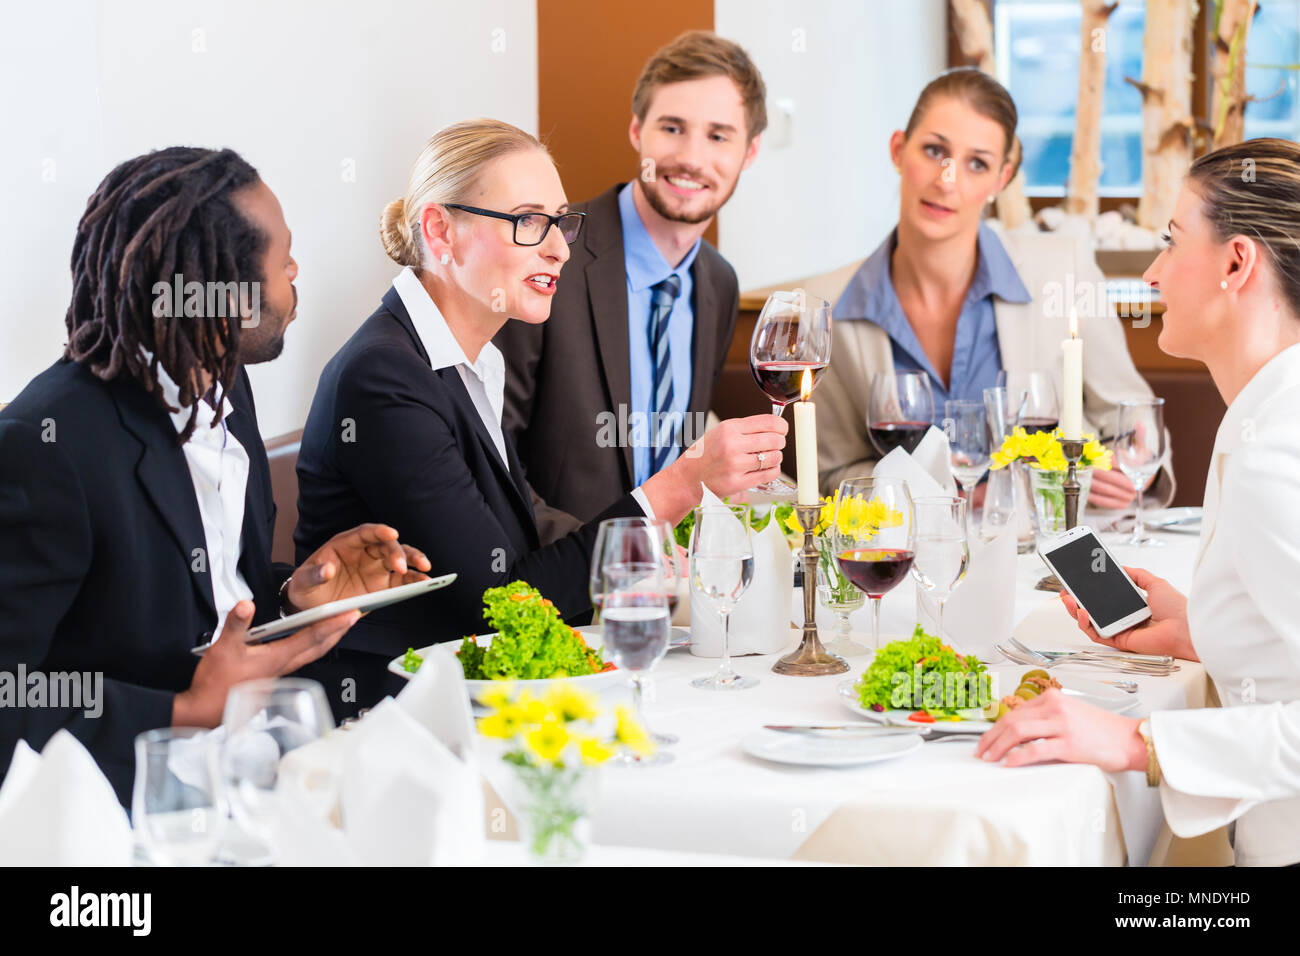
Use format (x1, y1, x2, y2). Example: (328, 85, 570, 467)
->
(1139, 718, 1162, 788)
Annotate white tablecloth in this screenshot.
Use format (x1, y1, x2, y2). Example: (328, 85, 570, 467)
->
(482, 527, 1211, 865)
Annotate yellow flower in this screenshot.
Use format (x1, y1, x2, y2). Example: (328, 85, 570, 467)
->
(834, 494, 902, 539)
(477, 683, 515, 711)
(524, 720, 571, 765)
(576, 735, 615, 766)
(477, 704, 524, 739)
(1082, 437, 1113, 470)
(613, 704, 655, 756)
(514, 690, 551, 726)
(783, 495, 836, 537)
(543, 682, 600, 723)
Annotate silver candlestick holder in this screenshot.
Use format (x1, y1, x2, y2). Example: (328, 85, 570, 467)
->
(773, 502, 849, 676)
(1035, 437, 1086, 592)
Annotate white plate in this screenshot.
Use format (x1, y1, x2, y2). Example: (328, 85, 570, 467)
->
(836, 673, 1137, 731)
(1142, 506, 1202, 535)
(740, 727, 923, 767)
(388, 624, 684, 693)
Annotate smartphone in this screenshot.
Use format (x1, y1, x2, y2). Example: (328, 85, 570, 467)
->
(1037, 527, 1151, 637)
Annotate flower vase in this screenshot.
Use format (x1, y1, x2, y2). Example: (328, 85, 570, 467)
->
(1029, 466, 1093, 535)
(816, 547, 867, 657)
(510, 762, 596, 865)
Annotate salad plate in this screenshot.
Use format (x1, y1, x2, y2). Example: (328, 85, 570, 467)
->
(389, 624, 686, 690)
(836, 672, 1138, 733)
(740, 726, 922, 768)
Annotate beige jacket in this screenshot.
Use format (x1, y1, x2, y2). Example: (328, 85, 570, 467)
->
(795, 224, 1175, 503)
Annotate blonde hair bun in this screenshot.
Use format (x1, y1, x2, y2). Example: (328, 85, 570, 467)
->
(379, 197, 418, 267)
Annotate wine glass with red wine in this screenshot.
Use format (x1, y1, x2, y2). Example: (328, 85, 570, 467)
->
(748, 290, 832, 496)
(831, 476, 916, 656)
(997, 369, 1059, 433)
(868, 371, 935, 457)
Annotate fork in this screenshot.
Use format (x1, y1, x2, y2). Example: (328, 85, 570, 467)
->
(1012, 636, 1172, 666)
(1009, 637, 1177, 673)
(995, 643, 1176, 676)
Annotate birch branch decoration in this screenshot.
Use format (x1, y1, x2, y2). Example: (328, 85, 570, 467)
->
(1065, 1, 1119, 219)
(1211, 0, 1257, 149)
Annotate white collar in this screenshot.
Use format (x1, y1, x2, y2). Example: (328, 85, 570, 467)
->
(1215, 341, 1300, 456)
(392, 266, 503, 380)
(142, 349, 234, 438)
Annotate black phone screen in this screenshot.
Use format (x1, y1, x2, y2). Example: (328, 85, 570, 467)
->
(1046, 532, 1148, 628)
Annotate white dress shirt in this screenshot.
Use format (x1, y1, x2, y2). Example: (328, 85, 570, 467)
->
(392, 268, 656, 518)
(151, 358, 254, 632)
(1150, 342, 1300, 866)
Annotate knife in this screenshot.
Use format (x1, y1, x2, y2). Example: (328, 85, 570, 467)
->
(763, 723, 974, 738)
(1039, 650, 1174, 665)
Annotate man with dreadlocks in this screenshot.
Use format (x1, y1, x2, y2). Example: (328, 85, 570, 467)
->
(0, 147, 432, 806)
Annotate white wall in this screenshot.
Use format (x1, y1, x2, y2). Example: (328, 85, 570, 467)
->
(714, 0, 948, 290)
(0, 0, 537, 437)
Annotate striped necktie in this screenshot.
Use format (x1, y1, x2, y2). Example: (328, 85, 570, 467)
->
(648, 274, 682, 474)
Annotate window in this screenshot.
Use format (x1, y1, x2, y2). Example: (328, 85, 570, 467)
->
(992, 0, 1300, 198)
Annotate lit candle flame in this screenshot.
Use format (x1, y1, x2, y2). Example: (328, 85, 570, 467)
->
(1069, 307, 1078, 339)
(800, 368, 812, 402)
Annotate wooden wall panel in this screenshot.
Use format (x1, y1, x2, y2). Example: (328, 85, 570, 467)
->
(537, 0, 715, 243)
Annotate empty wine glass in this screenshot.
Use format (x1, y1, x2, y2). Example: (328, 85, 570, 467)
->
(831, 476, 916, 654)
(132, 727, 226, 866)
(219, 677, 336, 861)
(997, 369, 1059, 433)
(1114, 398, 1168, 547)
(747, 290, 832, 496)
(601, 564, 673, 764)
(590, 518, 679, 621)
(689, 504, 757, 690)
(980, 465, 1018, 543)
(944, 400, 990, 504)
(911, 496, 971, 643)
(868, 371, 935, 457)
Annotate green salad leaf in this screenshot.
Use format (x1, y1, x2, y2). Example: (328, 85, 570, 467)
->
(854, 625, 990, 715)
(673, 501, 779, 549)
(401, 647, 424, 674)
(457, 581, 605, 680)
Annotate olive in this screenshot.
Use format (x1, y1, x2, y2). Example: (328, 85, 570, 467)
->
(1021, 669, 1050, 683)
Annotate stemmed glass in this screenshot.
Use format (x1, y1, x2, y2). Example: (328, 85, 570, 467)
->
(592, 517, 680, 745)
(997, 369, 1059, 433)
(219, 677, 336, 861)
(911, 496, 971, 643)
(132, 727, 226, 866)
(944, 400, 990, 504)
(831, 477, 916, 654)
(689, 504, 757, 690)
(868, 371, 935, 456)
(590, 518, 679, 621)
(1114, 398, 1168, 547)
(980, 465, 1019, 543)
(601, 564, 673, 765)
(748, 290, 832, 496)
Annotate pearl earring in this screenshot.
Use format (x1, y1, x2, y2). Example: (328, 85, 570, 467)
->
(1220, 280, 1228, 290)
(440, 252, 451, 266)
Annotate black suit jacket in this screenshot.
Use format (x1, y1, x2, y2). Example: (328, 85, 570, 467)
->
(294, 285, 644, 661)
(0, 360, 287, 806)
(494, 183, 740, 543)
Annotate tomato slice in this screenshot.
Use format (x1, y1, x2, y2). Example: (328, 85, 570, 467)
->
(907, 711, 936, 723)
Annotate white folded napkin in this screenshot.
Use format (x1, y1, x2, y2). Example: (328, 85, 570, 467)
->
(870, 426, 956, 497)
(0, 731, 133, 866)
(689, 486, 794, 657)
(272, 652, 485, 866)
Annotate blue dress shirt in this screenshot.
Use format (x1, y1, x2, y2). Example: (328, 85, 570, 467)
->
(833, 222, 1032, 424)
(619, 182, 700, 485)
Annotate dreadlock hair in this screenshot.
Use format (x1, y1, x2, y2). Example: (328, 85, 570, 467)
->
(64, 146, 266, 443)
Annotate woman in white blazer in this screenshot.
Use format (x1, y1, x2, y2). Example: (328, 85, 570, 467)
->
(811, 69, 1173, 508)
(977, 138, 1300, 867)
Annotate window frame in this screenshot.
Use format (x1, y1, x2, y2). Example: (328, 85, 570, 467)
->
(947, 0, 1213, 212)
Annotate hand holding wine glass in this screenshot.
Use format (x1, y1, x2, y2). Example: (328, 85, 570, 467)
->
(747, 290, 831, 496)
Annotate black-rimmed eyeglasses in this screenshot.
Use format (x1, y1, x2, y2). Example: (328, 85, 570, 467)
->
(444, 203, 585, 246)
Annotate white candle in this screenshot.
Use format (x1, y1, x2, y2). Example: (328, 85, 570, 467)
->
(794, 369, 819, 505)
(1061, 308, 1083, 439)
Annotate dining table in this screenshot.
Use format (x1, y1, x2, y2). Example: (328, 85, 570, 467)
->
(480, 521, 1220, 866)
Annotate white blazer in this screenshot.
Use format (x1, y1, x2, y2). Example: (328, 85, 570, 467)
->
(1150, 342, 1300, 866)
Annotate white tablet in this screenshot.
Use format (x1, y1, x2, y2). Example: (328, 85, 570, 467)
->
(190, 573, 457, 656)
